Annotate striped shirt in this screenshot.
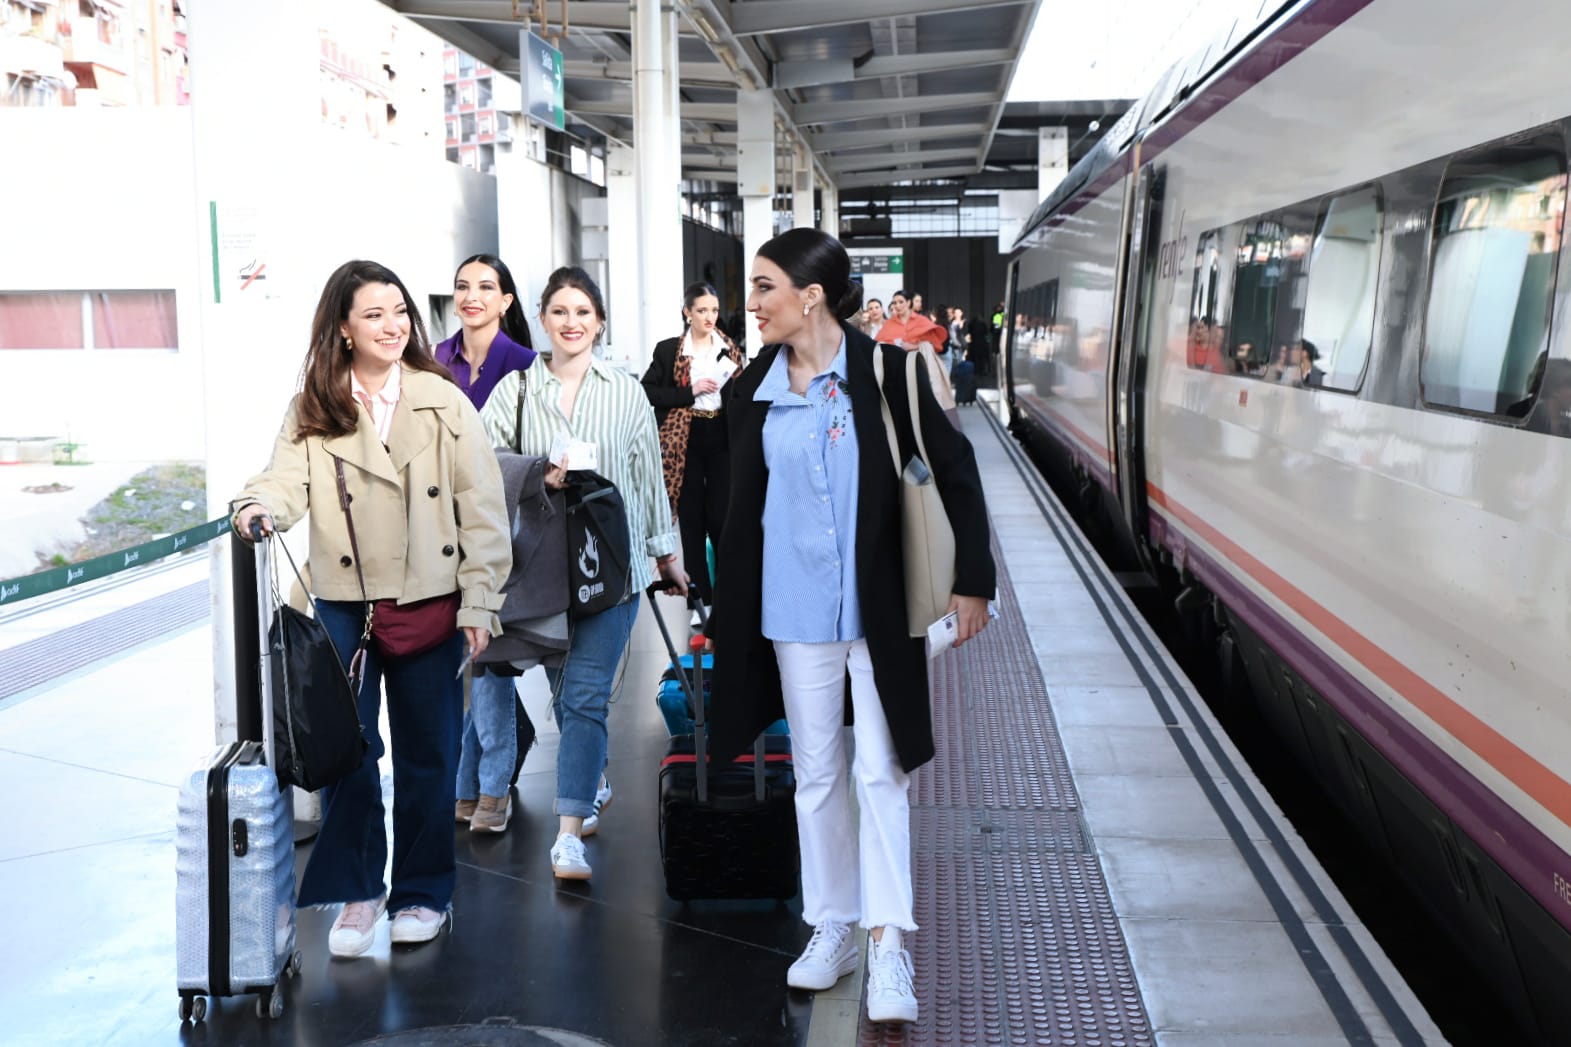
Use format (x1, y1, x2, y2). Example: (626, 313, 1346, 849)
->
(480, 356, 677, 592)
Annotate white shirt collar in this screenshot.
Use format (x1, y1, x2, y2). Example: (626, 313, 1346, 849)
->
(350, 363, 402, 406)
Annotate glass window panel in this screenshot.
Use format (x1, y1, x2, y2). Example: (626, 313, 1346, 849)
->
(91, 291, 177, 349)
(1423, 144, 1567, 417)
(0, 292, 86, 349)
(1302, 186, 1381, 391)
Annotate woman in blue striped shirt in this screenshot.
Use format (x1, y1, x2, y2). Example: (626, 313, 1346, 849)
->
(480, 266, 687, 881)
(710, 229, 996, 1025)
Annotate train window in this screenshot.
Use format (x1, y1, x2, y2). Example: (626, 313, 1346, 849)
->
(1422, 142, 1567, 417)
(1302, 186, 1382, 392)
(1187, 232, 1227, 372)
(1225, 203, 1317, 380)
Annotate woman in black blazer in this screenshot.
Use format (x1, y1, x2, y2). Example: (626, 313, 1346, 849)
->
(708, 229, 995, 1025)
(641, 282, 744, 616)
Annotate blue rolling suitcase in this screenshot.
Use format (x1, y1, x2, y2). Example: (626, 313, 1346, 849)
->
(647, 586, 800, 901)
(657, 653, 787, 738)
(175, 533, 300, 1023)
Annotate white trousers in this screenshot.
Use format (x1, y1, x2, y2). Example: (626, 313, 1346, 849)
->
(774, 638, 916, 932)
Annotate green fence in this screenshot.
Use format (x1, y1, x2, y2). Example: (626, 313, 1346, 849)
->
(0, 516, 230, 607)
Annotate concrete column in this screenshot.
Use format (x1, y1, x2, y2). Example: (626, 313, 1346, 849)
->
(634, 0, 682, 372)
(820, 181, 839, 239)
(737, 87, 776, 357)
(792, 141, 815, 230)
(1038, 126, 1069, 202)
(605, 143, 642, 371)
(186, 0, 318, 744)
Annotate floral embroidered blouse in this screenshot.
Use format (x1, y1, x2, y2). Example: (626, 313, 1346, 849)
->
(755, 335, 863, 642)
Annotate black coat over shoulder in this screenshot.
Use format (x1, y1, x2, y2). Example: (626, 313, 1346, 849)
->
(641, 336, 693, 425)
(707, 324, 996, 773)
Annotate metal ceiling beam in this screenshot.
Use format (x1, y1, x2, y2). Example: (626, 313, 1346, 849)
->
(775, 48, 1013, 89)
(793, 92, 998, 126)
(392, 1, 656, 33)
(683, 167, 739, 183)
(403, 14, 516, 72)
(826, 147, 979, 174)
(809, 124, 986, 151)
(835, 164, 978, 190)
(568, 96, 737, 123)
(729, 0, 1030, 36)
(683, 130, 738, 145)
(973, 0, 1042, 172)
(565, 59, 733, 86)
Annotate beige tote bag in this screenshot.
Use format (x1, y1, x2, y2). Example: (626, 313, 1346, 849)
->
(873, 348, 958, 638)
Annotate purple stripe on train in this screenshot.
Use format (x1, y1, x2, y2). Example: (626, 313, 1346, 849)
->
(1149, 508, 1571, 936)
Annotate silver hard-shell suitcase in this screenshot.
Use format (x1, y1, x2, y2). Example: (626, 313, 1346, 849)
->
(175, 530, 301, 1022)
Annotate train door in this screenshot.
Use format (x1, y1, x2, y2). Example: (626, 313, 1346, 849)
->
(1000, 259, 1020, 425)
(1111, 160, 1165, 569)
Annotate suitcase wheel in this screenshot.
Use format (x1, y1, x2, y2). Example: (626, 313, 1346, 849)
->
(288, 951, 303, 978)
(179, 993, 207, 1024)
(257, 988, 284, 1020)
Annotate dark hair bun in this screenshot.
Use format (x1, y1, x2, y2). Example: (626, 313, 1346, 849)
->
(834, 282, 864, 322)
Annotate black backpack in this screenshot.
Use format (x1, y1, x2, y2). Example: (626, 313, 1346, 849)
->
(563, 470, 632, 618)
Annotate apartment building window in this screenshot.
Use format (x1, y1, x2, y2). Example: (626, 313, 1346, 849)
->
(0, 291, 178, 350)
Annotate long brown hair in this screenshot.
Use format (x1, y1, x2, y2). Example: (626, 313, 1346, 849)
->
(294, 260, 452, 439)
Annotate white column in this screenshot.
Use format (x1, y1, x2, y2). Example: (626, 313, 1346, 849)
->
(187, 0, 318, 744)
(737, 87, 776, 357)
(605, 142, 642, 372)
(634, 0, 682, 373)
(1038, 126, 1069, 202)
(820, 181, 839, 239)
(792, 141, 815, 230)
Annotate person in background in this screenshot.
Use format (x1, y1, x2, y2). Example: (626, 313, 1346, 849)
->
(480, 266, 687, 880)
(911, 292, 928, 320)
(709, 228, 996, 1025)
(231, 259, 510, 956)
(435, 253, 539, 835)
(965, 307, 992, 377)
(876, 290, 954, 407)
(860, 297, 885, 340)
(642, 281, 745, 625)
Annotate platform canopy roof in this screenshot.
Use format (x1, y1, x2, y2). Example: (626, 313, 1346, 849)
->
(381, 0, 1053, 191)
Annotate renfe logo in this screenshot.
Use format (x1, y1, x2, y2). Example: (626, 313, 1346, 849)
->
(578, 531, 600, 580)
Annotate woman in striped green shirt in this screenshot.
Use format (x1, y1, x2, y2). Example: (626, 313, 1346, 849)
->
(480, 266, 686, 881)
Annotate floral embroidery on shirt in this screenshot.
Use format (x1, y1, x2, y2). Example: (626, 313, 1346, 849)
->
(823, 376, 850, 449)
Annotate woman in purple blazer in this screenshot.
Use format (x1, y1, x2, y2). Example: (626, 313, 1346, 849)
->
(441, 253, 538, 835)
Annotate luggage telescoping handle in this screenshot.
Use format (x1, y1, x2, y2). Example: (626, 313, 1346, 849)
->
(644, 581, 767, 805)
(249, 521, 278, 775)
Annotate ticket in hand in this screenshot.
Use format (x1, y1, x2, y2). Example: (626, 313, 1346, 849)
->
(926, 602, 1002, 658)
(549, 432, 600, 471)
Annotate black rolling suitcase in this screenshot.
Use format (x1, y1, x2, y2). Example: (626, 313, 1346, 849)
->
(175, 530, 301, 1023)
(647, 585, 800, 901)
(952, 359, 978, 404)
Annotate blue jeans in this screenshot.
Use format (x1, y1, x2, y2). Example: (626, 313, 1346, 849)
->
(457, 669, 517, 800)
(298, 599, 464, 914)
(545, 598, 638, 817)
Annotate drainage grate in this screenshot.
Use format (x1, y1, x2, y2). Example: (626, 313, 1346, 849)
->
(859, 544, 1154, 1047)
(0, 580, 208, 702)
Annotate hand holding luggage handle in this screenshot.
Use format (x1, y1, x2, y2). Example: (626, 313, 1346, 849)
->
(250, 520, 279, 774)
(644, 581, 768, 806)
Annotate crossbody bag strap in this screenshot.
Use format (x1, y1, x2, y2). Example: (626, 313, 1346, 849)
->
(513, 368, 528, 453)
(904, 349, 934, 468)
(871, 347, 903, 477)
(332, 455, 375, 644)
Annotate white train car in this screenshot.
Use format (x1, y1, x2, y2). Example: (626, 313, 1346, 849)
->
(1005, 0, 1571, 1037)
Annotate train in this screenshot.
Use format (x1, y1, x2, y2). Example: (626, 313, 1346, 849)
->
(1000, 0, 1571, 1038)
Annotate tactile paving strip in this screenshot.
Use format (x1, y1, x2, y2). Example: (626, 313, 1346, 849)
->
(0, 580, 208, 701)
(858, 544, 1154, 1046)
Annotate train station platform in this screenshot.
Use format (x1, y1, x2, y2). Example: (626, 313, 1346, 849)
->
(0, 403, 1445, 1046)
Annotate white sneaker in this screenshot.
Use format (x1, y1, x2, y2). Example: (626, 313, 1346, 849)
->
(389, 906, 448, 944)
(580, 777, 613, 836)
(327, 895, 386, 958)
(551, 831, 592, 880)
(866, 938, 918, 1024)
(786, 921, 858, 991)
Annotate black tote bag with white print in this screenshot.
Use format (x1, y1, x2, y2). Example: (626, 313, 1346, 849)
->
(564, 470, 632, 618)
